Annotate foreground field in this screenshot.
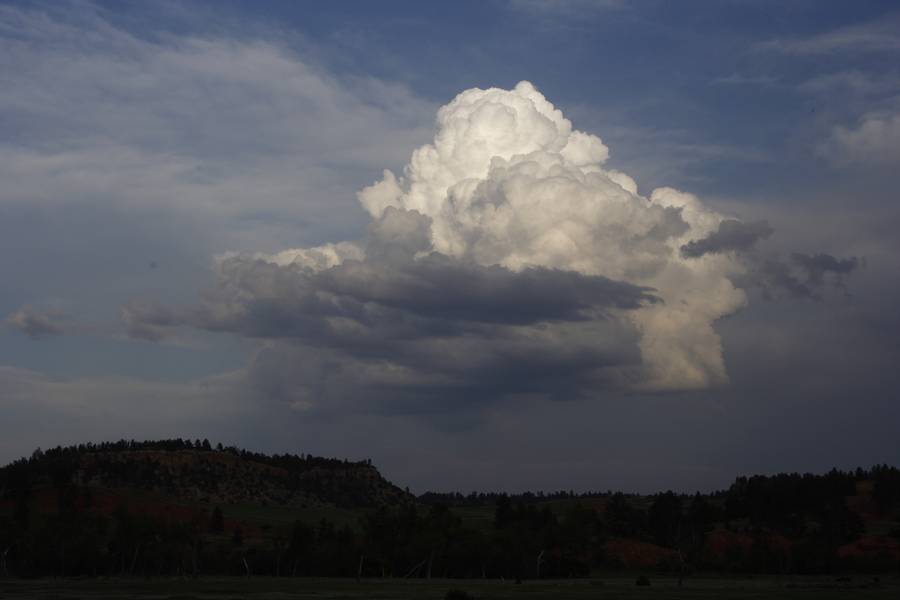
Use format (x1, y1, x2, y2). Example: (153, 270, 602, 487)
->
(0, 576, 897, 600)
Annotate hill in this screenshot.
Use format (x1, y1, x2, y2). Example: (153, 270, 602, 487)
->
(1, 439, 412, 510)
(1, 441, 899, 579)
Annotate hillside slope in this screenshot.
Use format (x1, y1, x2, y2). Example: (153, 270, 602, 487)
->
(1, 442, 899, 579)
(0, 439, 413, 509)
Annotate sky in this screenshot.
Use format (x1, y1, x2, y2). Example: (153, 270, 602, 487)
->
(1, 0, 899, 494)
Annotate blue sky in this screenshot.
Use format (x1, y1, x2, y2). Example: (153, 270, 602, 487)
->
(1, 0, 899, 493)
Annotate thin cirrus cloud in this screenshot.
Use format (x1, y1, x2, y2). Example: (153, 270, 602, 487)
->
(755, 15, 900, 171)
(759, 19, 900, 55)
(0, 2, 435, 246)
(0, 1, 438, 349)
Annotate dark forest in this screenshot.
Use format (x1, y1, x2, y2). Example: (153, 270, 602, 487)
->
(2, 440, 899, 580)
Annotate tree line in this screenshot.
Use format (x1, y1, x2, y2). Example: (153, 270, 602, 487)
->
(1, 444, 899, 579)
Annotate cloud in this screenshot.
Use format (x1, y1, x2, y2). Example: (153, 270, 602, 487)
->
(738, 252, 860, 299)
(681, 219, 773, 258)
(820, 110, 900, 167)
(799, 71, 900, 97)
(121, 300, 184, 342)
(128, 81, 768, 406)
(0, 1, 440, 351)
(125, 205, 655, 412)
(0, 4, 893, 489)
(0, 2, 434, 250)
(792, 252, 860, 287)
(761, 21, 900, 55)
(711, 74, 777, 87)
(354, 82, 757, 391)
(6, 306, 64, 339)
(153, 232, 656, 339)
(507, 0, 624, 15)
(316, 209, 659, 325)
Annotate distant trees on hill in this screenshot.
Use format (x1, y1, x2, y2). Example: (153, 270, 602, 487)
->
(5, 439, 371, 473)
(1, 443, 899, 579)
(0, 439, 400, 510)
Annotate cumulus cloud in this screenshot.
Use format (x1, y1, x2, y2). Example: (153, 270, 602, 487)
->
(129, 82, 862, 413)
(126, 204, 654, 411)
(680, 219, 773, 258)
(128, 81, 771, 407)
(354, 82, 754, 391)
(6, 306, 64, 339)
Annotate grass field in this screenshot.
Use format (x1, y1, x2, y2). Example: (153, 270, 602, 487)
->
(1, 575, 897, 599)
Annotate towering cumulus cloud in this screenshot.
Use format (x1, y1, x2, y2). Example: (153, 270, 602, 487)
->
(135, 82, 755, 410)
(356, 82, 746, 390)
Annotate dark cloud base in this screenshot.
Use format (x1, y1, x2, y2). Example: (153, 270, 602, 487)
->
(681, 219, 773, 258)
(122, 208, 654, 414)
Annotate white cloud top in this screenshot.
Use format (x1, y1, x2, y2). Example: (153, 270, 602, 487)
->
(268, 82, 749, 390)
